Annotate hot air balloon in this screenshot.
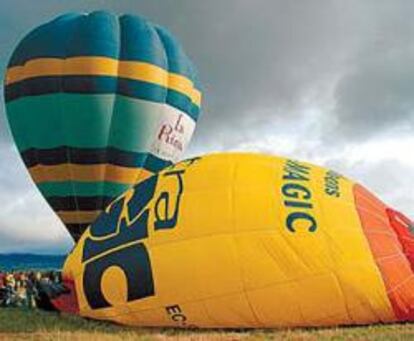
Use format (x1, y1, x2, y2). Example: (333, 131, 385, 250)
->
(52, 153, 414, 328)
(4, 11, 202, 241)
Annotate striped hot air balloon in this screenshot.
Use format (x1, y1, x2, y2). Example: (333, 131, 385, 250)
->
(4, 11, 202, 240)
(53, 153, 414, 328)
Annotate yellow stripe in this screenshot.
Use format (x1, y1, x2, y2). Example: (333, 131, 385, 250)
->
(57, 211, 99, 224)
(28, 164, 153, 184)
(168, 73, 202, 107)
(5, 57, 202, 107)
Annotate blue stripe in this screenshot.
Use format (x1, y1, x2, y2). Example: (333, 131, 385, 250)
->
(9, 13, 82, 66)
(5, 76, 200, 121)
(47, 195, 113, 211)
(66, 11, 120, 60)
(66, 224, 89, 241)
(8, 11, 198, 87)
(21, 147, 172, 173)
(144, 154, 172, 173)
(119, 14, 167, 70)
(155, 25, 193, 80)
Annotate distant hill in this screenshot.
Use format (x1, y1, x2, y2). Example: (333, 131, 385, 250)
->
(0, 253, 65, 271)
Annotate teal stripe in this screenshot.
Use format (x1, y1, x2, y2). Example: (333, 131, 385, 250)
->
(5, 75, 200, 119)
(8, 12, 197, 81)
(38, 181, 131, 198)
(6, 94, 163, 152)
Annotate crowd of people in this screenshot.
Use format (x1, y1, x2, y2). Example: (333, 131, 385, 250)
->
(0, 270, 62, 309)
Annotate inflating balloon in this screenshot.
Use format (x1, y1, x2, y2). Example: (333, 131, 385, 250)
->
(4, 11, 202, 240)
(53, 153, 414, 328)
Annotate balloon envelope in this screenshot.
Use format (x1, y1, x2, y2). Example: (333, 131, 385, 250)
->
(4, 11, 202, 240)
(54, 153, 414, 328)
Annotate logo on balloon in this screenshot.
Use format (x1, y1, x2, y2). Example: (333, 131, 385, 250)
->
(81, 166, 190, 310)
(324, 170, 342, 198)
(158, 114, 185, 152)
(281, 159, 318, 233)
(152, 111, 196, 162)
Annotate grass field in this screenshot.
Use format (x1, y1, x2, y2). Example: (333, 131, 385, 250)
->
(1, 308, 414, 340)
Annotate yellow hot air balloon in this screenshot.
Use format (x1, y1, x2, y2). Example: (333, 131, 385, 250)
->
(53, 153, 414, 328)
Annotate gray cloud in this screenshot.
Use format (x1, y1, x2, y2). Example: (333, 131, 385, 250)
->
(332, 1, 414, 141)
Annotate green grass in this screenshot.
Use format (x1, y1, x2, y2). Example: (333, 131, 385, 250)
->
(1, 308, 414, 340)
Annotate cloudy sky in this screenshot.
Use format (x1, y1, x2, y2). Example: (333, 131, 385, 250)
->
(1, 0, 414, 254)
